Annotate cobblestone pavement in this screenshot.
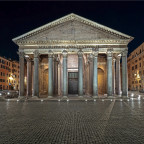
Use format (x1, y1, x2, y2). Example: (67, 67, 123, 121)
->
(0, 99, 144, 144)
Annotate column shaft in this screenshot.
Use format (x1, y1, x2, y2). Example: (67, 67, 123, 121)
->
(112, 59, 116, 95)
(63, 50, 68, 97)
(78, 50, 83, 96)
(54, 56, 58, 95)
(26, 59, 32, 96)
(19, 52, 25, 96)
(33, 50, 39, 97)
(116, 57, 121, 95)
(48, 54, 53, 97)
(93, 53, 98, 97)
(107, 51, 113, 96)
(122, 51, 128, 96)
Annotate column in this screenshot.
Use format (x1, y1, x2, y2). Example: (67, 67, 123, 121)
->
(122, 50, 128, 96)
(48, 50, 53, 98)
(18, 51, 25, 97)
(26, 57, 32, 96)
(78, 50, 83, 97)
(33, 50, 39, 97)
(107, 49, 113, 96)
(93, 49, 98, 98)
(112, 58, 116, 95)
(54, 56, 59, 96)
(62, 50, 68, 97)
(116, 55, 121, 95)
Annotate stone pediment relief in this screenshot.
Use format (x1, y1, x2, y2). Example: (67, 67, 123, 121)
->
(23, 21, 123, 41)
(13, 13, 133, 45)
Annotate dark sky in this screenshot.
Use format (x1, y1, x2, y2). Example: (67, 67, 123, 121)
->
(0, 1, 144, 61)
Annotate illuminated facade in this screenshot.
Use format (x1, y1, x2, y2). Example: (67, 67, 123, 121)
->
(12, 13, 133, 98)
(0, 56, 19, 90)
(127, 42, 144, 91)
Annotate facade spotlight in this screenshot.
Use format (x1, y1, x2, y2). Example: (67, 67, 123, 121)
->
(94, 99, 96, 102)
(67, 99, 69, 102)
(131, 93, 134, 97)
(102, 99, 104, 101)
(41, 99, 43, 102)
(120, 99, 123, 101)
(111, 99, 112, 101)
(127, 99, 129, 102)
(58, 99, 60, 102)
(85, 99, 87, 102)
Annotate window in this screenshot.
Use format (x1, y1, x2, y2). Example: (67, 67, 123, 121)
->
(132, 81, 134, 84)
(140, 49, 142, 53)
(140, 63, 141, 67)
(135, 65, 137, 69)
(132, 66, 134, 70)
(3, 73, 5, 76)
(139, 80, 141, 83)
(0, 85, 2, 90)
(135, 60, 137, 63)
(139, 57, 141, 61)
(1, 72, 2, 76)
(3, 79, 5, 82)
(139, 71, 141, 74)
(3, 85, 5, 89)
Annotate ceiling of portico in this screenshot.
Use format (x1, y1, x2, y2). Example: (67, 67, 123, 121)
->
(13, 13, 133, 46)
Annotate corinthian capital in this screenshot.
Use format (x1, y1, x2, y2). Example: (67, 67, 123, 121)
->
(18, 51, 25, 59)
(107, 48, 113, 57)
(34, 50, 39, 58)
(122, 50, 128, 57)
(62, 50, 68, 58)
(93, 48, 99, 57)
(48, 50, 53, 58)
(78, 49, 83, 57)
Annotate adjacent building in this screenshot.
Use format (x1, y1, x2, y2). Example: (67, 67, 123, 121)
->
(127, 42, 144, 91)
(0, 56, 19, 90)
(12, 13, 133, 98)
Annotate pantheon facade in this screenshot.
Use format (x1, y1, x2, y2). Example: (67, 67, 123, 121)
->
(13, 13, 133, 98)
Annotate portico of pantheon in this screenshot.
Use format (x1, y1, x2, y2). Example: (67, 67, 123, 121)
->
(12, 13, 133, 98)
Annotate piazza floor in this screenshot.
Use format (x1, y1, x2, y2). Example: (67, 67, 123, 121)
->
(0, 96, 144, 144)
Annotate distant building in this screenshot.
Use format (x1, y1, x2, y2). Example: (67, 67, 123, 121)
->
(127, 42, 144, 91)
(0, 56, 19, 90)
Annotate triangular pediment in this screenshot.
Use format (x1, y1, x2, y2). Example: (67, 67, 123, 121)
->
(13, 13, 133, 45)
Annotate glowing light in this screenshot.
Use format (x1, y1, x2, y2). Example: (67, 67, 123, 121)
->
(137, 74, 140, 79)
(85, 99, 87, 102)
(111, 99, 113, 101)
(7, 92, 10, 95)
(17, 100, 19, 102)
(58, 99, 60, 102)
(67, 99, 69, 102)
(41, 99, 43, 102)
(127, 99, 129, 102)
(120, 99, 123, 101)
(9, 77, 13, 80)
(94, 99, 96, 102)
(0, 93, 2, 96)
(102, 99, 104, 101)
(131, 93, 134, 97)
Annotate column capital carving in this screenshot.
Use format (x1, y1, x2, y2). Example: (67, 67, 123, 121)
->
(25, 57, 32, 62)
(122, 50, 128, 57)
(62, 50, 68, 58)
(92, 48, 99, 57)
(78, 49, 83, 57)
(33, 50, 39, 58)
(48, 50, 53, 58)
(107, 48, 113, 57)
(18, 51, 25, 58)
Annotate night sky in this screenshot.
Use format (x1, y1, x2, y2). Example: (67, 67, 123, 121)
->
(0, 1, 144, 61)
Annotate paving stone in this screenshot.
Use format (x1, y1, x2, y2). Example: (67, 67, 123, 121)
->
(0, 100, 144, 144)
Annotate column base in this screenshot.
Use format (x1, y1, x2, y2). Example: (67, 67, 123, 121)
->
(62, 96, 68, 99)
(122, 96, 129, 99)
(93, 96, 99, 99)
(18, 96, 25, 99)
(31, 96, 39, 99)
(48, 96, 53, 98)
(107, 96, 116, 99)
(78, 96, 83, 98)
